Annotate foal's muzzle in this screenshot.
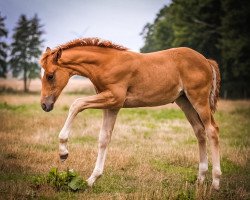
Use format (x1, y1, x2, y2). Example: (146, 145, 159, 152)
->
(41, 102, 54, 112)
(41, 95, 55, 112)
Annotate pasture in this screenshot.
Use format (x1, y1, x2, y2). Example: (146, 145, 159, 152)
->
(0, 79, 249, 199)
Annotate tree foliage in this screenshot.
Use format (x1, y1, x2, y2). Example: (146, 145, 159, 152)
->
(220, 0, 250, 98)
(10, 14, 44, 92)
(0, 13, 8, 78)
(141, 0, 250, 98)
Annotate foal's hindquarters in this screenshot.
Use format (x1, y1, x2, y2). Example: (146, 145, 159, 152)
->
(174, 61, 221, 190)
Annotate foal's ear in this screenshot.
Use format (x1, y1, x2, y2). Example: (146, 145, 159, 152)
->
(53, 48, 62, 64)
(46, 47, 51, 52)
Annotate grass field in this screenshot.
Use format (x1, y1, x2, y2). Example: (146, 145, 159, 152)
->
(0, 83, 249, 199)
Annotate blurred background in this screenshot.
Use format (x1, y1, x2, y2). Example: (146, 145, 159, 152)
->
(0, 0, 249, 98)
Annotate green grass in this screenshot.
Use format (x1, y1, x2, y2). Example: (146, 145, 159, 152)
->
(0, 102, 32, 111)
(0, 95, 249, 199)
(170, 125, 186, 134)
(221, 157, 245, 174)
(92, 171, 137, 194)
(71, 135, 97, 144)
(217, 109, 250, 148)
(120, 108, 185, 121)
(0, 172, 31, 182)
(150, 159, 197, 184)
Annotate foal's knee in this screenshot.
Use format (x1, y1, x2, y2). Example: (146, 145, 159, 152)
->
(69, 98, 85, 113)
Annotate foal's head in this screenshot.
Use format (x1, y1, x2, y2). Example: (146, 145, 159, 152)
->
(40, 47, 72, 112)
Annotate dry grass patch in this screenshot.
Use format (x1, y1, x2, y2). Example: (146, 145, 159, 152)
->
(0, 93, 249, 199)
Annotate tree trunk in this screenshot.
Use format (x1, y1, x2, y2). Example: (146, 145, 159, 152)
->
(24, 67, 28, 92)
(27, 78, 31, 91)
(223, 90, 227, 99)
(244, 88, 247, 99)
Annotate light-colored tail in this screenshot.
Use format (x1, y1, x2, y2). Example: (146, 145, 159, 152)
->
(207, 59, 221, 113)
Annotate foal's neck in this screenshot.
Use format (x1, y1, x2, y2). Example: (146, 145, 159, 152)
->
(59, 46, 120, 77)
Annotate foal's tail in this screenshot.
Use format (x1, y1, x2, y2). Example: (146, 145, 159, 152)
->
(207, 59, 221, 113)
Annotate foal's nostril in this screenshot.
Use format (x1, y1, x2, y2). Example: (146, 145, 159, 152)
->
(41, 102, 54, 112)
(41, 103, 47, 111)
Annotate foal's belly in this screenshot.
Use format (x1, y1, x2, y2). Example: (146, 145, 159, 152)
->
(123, 84, 182, 108)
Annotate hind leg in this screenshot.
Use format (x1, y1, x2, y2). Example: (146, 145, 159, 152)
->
(185, 92, 221, 190)
(176, 96, 208, 184)
(209, 114, 221, 189)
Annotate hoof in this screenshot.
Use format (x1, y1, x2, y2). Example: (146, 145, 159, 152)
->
(87, 178, 94, 187)
(59, 153, 68, 162)
(212, 180, 220, 191)
(197, 176, 205, 185)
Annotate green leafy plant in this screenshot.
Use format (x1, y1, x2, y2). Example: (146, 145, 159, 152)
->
(32, 167, 88, 192)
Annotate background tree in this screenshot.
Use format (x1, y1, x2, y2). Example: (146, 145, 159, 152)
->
(140, 0, 222, 58)
(220, 0, 250, 98)
(10, 14, 44, 92)
(140, 5, 174, 52)
(0, 12, 8, 78)
(171, 0, 221, 61)
(140, 0, 250, 99)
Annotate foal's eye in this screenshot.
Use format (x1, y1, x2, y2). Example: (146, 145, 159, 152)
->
(47, 74, 54, 81)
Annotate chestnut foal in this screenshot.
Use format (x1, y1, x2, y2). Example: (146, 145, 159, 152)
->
(40, 38, 221, 189)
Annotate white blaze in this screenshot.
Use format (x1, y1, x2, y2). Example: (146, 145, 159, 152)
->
(41, 67, 45, 78)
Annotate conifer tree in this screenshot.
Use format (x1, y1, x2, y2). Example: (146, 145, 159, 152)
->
(0, 13, 8, 78)
(10, 14, 44, 92)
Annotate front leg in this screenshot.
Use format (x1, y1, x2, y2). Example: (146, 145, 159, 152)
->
(87, 109, 119, 186)
(58, 91, 122, 161)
